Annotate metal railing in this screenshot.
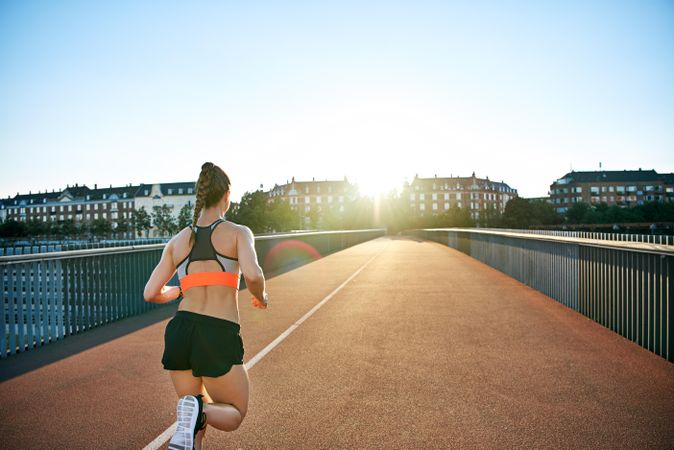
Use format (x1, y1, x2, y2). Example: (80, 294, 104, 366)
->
(477, 227, 673, 246)
(0, 238, 169, 256)
(405, 228, 674, 362)
(1, 228, 385, 358)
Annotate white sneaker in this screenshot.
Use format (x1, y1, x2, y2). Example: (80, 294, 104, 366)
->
(169, 394, 204, 450)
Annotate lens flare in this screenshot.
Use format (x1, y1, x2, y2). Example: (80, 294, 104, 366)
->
(263, 239, 322, 274)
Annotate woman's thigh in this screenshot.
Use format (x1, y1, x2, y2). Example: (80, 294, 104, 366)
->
(201, 364, 249, 417)
(169, 370, 213, 403)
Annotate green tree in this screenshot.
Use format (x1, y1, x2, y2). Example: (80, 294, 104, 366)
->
(0, 219, 28, 238)
(131, 206, 152, 238)
(267, 199, 295, 232)
(114, 216, 131, 238)
(502, 197, 534, 228)
(90, 219, 112, 237)
(565, 201, 592, 224)
(231, 190, 268, 233)
(152, 204, 177, 237)
(178, 203, 194, 229)
(26, 219, 48, 237)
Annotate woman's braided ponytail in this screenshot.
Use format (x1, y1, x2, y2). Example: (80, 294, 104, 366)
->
(189, 162, 230, 246)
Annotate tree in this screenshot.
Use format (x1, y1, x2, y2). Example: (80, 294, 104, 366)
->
(565, 202, 592, 224)
(26, 219, 48, 237)
(90, 219, 112, 237)
(152, 204, 177, 237)
(0, 219, 28, 238)
(230, 190, 268, 233)
(502, 197, 534, 228)
(131, 206, 152, 238)
(115, 216, 131, 238)
(267, 199, 295, 232)
(178, 204, 193, 229)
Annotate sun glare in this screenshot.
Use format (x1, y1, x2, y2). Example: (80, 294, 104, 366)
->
(356, 176, 400, 199)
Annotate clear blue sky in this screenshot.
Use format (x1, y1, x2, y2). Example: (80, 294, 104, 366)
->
(1, 0, 673, 202)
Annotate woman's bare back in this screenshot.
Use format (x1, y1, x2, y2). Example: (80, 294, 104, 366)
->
(172, 220, 242, 322)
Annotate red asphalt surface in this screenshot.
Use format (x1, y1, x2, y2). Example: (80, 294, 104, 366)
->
(1, 236, 673, 449)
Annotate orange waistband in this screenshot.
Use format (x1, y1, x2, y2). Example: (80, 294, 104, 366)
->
(180, 272, 240, 292)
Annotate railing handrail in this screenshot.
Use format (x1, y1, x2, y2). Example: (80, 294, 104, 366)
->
(421, 228, 674, 256)
(0, 228, 387, 264)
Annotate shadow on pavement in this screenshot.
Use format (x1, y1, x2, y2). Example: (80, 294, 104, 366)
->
(0, 303, 179, 383)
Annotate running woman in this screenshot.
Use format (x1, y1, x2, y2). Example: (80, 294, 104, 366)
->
(143, 162, 269, 450)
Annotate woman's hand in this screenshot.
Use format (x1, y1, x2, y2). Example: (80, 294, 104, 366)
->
(251, 292, 268, 309)
(154, 285, 181, 304)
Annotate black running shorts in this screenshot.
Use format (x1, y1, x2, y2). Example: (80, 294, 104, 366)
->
(162, 310, 245, 377)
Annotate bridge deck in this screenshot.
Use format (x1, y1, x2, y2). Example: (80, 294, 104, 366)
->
(1, 236, 673, 448)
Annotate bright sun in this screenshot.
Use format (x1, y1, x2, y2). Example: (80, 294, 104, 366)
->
(355, 176, 400, 198)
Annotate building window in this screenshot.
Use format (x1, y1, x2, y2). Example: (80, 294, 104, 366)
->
(168, 189, 173, 194)
(94, 213, 98, 219)
(627, 186, 637, 192)
(444, 193, 449, 200)
(410, 193, 415, 201)
(432, 193, 437, 200)
(305, 186, 309, 194)
(420, 193, 425, 201)
(305, 196, 310, 204)
(339, 196, 344, 203)
(444, 203, 450, 210)
(103, 194, 107, 199)
(419, 203, 425, 211)
(178, 188, 183, 194)
(432, 203, 438, 210)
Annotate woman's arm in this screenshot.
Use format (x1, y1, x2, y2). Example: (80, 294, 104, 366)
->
(236, 225, 267, 306)
(143, 240, 181, 304)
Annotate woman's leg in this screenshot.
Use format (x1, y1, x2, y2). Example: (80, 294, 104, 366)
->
(201, 364, 250, 432)
(169, 370, 211, 450)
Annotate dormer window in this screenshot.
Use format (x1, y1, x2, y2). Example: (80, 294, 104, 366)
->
(144, 190, 149, 195)
(178, 188, 183, 194)
(188, 188, 193, 194)
(168, 188, 173, 194)
(123, 193, 127, 198)
(103, 194, 107, 199)
(86, 195, 90, 200)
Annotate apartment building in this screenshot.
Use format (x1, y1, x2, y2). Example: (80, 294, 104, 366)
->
(0, 183, 138, 229)
(548, 169, 674, 213)
(265, 176, 358, 228)
(0, 181, 199, 237)
(403, 172, 518, 221)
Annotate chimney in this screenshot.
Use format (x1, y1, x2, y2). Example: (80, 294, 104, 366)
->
(94, 183, 97, 189)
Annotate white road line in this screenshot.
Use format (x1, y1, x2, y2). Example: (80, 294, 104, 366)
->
(143, 247, 384, 450)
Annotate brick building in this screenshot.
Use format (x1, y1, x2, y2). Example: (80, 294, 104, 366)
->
(548, 169, 674, 213)
(0, 183, 138, 231)
(403, 172, 518, 221)
(265, 176, 358, 228)
(1, 181, 197, 237)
